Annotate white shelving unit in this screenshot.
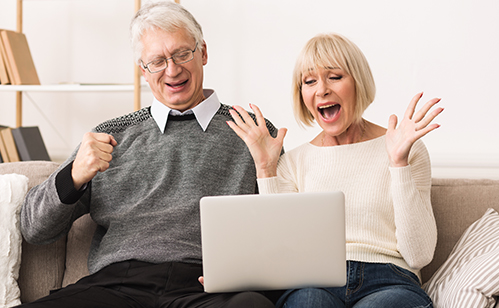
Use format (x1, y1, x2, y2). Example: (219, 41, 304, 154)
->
(0, 84, 148, 93)
(1, 0, 144, 127)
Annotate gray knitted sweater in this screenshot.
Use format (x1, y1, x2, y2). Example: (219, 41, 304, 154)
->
(21, 104, 277, 274)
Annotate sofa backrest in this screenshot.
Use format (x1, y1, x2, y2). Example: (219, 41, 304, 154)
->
(421, 177, 499, 283)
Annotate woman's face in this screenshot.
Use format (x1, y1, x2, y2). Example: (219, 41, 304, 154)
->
(301, 66, 357, 137)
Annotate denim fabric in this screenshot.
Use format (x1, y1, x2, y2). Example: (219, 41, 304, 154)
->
(276, 261, 433, 308)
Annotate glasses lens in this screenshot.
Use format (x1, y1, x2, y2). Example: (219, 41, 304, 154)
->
(173, 50, 193, 64)
(148, 59, 167, 73)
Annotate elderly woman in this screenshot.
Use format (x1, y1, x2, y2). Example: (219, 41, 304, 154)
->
(227, 33, 442, 308)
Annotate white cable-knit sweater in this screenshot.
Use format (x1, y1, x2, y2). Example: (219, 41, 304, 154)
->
(257, 136, 437, 279)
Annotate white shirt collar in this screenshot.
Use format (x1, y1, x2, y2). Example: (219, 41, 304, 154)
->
(151, 89, 220, 133)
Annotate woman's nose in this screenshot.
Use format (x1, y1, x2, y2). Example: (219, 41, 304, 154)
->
(316, 79, 330, 97)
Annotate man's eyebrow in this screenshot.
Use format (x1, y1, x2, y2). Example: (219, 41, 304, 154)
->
(143, 56, 164, 64)
(144, 45, 193, 61)
(171, 44, 194, 54)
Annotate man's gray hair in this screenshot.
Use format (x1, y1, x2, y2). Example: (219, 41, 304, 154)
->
(130, 1, 204, 64)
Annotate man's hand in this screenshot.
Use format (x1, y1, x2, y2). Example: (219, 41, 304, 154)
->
(72, 132, 118, 190)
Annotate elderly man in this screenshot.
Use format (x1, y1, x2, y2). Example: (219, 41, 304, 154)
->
(17, 2, 280, 307)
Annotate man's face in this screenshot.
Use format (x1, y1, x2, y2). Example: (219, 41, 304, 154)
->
(140, 27, 207, 112)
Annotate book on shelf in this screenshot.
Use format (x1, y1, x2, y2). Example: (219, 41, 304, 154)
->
(0, 126, 10, 162)
(11, 126, 51, 161)
(0, 127, 20, 162)
(0, 34, 11, 85)
(0, 29, 40, 85)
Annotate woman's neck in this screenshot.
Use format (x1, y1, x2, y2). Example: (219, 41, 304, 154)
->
(313, 119, 386, 147)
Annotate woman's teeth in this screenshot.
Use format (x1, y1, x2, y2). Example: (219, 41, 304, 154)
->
(318, 104, 341, 120)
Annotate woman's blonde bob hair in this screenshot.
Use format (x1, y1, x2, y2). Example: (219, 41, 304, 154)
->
(292, 33, 376, 126)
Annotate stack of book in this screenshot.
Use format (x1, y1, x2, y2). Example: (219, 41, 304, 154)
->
(0, 126, 50, 163)
(0, 29, 40, 85)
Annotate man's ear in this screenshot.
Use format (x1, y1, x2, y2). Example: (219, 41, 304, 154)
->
(201, 40, 208, 66)
(139, 64, 149, 82)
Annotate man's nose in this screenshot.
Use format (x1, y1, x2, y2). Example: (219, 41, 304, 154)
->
(163, 58, 182, 77)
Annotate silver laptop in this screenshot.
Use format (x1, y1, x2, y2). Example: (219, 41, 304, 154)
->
(199, 191, 346, 293)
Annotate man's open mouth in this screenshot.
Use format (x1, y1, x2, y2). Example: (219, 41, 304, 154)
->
(166, 80, 188, 88)
(318, 104, 341, 120)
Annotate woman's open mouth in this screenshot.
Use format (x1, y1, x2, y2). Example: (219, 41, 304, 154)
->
(318, 104, 341, 121)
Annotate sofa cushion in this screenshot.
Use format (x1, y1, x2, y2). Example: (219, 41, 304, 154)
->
(0, 161, 65, 303)
(423, 208, 499, 308)
(0, 174, 28, 307)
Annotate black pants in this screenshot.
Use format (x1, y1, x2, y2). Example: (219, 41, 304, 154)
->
(16, 260, 281, 308)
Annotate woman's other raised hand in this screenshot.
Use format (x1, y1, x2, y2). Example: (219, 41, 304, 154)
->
(227, 104, 287, 178)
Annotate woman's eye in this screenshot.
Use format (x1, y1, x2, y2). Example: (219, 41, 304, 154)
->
(303, 79, 316, 85)
(329, 75, 342, 80)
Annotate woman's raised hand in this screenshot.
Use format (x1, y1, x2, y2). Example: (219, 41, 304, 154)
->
(227, 104, 287, 178)
(386, 92, 444, 167)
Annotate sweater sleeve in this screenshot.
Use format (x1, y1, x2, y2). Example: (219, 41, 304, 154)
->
(20, 155, 90, 245)
(257, 151, 300, 194)
(257, 176, 281, 194)
(389, 140, 437, 270)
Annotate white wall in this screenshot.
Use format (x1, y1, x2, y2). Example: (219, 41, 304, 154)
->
(0, 0, 498, 179)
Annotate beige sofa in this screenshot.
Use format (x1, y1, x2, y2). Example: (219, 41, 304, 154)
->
(1, 160, 499, 304)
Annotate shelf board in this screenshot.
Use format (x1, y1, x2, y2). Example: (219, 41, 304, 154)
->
(0, 84, 150, 92)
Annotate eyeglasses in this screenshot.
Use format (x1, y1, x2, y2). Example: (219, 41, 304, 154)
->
(141, 42, 199, 74)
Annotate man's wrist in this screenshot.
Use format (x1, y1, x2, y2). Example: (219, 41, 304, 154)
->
(56, 161, 87, 204)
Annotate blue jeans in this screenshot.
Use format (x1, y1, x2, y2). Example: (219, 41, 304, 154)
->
(276, 261, 433, 308)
